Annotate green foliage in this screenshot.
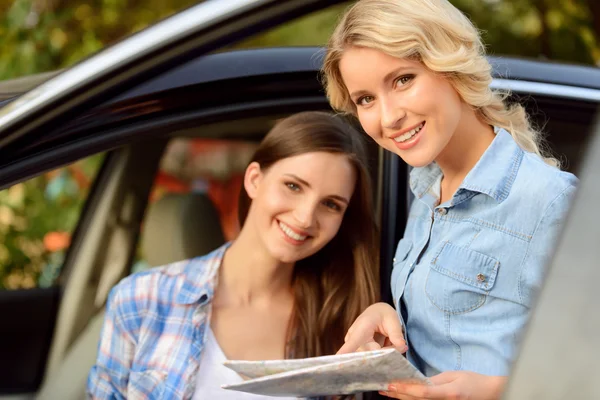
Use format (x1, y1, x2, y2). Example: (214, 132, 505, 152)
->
(233, 3, 348, 49)
(0, 0, 200, 80)
(0, 0, 597, 82)
(0, 154, 104, 289)
(453, 0, 599, 65)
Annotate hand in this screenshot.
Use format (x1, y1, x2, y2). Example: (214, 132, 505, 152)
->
(337, 302, 407, 354)
(379, 371, 507, 400)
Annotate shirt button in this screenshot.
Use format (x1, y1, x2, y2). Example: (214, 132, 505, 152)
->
(437, 208, 447, 216)
(476, 273, 486, 282)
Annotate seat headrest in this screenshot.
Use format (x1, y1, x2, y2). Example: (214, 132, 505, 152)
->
(141, 192, 225, 267)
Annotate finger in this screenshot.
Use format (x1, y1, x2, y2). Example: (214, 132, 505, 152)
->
(392, 381, 458, 399)
(340, 303, 406, 354)
(379, 316, 407, 349)
(383, 337, 408, 353)
(429, 371, 459, 385)
(338, 325, 380, 354)
(337, 339, 362, 354)
(379, 390, 418, 400)
(359, 341, 382, 352)
(344, 325, 355, 343)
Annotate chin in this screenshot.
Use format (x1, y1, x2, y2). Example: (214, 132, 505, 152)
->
(267, 243, 304, 264)
(398, 154, 436, 168)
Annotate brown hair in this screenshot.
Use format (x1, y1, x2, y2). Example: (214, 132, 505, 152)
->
(239, 111, 379, 358)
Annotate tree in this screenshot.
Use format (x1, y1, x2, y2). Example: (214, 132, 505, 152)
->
(453, 0, 599, 65)
(0, 0, 199, 80)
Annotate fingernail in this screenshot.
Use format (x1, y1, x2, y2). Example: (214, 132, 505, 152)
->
(388, 384, 397, 392)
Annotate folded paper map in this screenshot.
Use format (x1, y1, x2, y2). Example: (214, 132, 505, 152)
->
(221, 348, 431, 397)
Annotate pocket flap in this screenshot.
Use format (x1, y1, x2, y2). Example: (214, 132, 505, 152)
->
(431, 242, 499, 291)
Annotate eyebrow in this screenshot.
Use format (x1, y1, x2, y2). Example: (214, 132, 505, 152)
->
(284, 173, 350, 204)
(349, 66, 414, 99)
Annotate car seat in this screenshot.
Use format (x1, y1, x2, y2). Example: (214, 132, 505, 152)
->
(36, 192, 226, 400)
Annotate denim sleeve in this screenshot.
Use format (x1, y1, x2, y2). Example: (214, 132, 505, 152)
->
(87, 285, 135, 400)
(519, 184, 577, 306)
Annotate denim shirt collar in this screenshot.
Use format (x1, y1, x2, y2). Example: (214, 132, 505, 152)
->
(175, 242, 230, 305)
(410, 127, 524, 204)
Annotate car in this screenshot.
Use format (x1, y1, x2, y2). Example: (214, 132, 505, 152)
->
(0, 0, 599, 399)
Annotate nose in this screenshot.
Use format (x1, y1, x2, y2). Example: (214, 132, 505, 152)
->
(292, 201, 318, 229)
(380, 95, 405, 131)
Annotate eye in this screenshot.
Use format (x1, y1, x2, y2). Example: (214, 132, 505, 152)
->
(356, 95, 374, 106)
(394, 74, 415, 87)
(323, 200, 342, 211)
(285, 182, 301, 192)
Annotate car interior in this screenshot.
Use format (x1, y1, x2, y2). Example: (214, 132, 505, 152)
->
(37, 175, 230, 400)
(0, 109, 379, 400)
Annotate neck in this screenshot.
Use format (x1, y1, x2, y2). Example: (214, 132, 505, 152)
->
(217, 224, 294, 308)
(435, 105, 495, 201)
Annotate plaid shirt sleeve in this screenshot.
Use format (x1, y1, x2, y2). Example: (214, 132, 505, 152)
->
(87, 284, 137, 399)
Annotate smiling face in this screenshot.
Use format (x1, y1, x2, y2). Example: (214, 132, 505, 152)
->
(243, 151, 356, 264)
(339, 46, 465, 167)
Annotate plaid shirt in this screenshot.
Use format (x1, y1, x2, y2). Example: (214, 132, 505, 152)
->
(87, 244, 228, 399)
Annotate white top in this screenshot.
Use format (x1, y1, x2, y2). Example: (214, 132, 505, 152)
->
(193, 328, 299, 400)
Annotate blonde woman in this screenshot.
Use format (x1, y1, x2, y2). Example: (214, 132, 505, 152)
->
(322, 0, 577, 399)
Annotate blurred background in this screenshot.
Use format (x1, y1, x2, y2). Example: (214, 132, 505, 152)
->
(1, 0, 598, 81)
(0, 0, 598, 290)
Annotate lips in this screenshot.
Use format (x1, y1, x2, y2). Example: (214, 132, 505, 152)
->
(390, 121, 425, 151)
(392, 122, 425, 143)
(278, 220, 309, 242)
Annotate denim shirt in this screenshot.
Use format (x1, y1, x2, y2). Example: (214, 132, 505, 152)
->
(391, 128, 577, 377)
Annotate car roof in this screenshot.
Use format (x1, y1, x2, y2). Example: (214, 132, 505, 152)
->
(1, 47, 599, 105)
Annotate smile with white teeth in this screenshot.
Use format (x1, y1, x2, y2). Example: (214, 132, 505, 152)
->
(394, 122, 425, 143)
(279, 221, 308, 241)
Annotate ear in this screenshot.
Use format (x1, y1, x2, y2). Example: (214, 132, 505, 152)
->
(243, 162, 263, 200)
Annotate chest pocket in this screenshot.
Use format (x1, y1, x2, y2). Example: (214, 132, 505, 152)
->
(128, 369, 167, 399)
(425, 241, 500, 314)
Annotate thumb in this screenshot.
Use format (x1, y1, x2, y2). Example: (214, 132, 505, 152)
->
(382, 336, 408, 353)
(379, 316, 406, 350)
(337, 331, 373, 354)
(429, 371, 460, 385)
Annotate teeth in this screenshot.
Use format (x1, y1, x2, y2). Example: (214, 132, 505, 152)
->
(394, 122, 424, 143)
(279, 221, 307, 241)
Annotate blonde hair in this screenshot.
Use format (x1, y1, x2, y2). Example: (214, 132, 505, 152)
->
(322, 0, 559, 167)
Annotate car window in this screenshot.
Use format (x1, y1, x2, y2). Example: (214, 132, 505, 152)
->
(132, 138, 257, 273)
(521, 95, 599, 174)
(0, 154, 104, 289)
(231, 2, 353, 49)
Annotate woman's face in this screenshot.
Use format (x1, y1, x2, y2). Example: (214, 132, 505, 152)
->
(244, 151, 356, 264)
(339, 46, 464, 167)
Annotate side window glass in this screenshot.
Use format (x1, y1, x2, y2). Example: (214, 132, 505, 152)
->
(133, 138, 256, 272)
(231, 2, 352, 48)
(0, 154, 105, 289)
